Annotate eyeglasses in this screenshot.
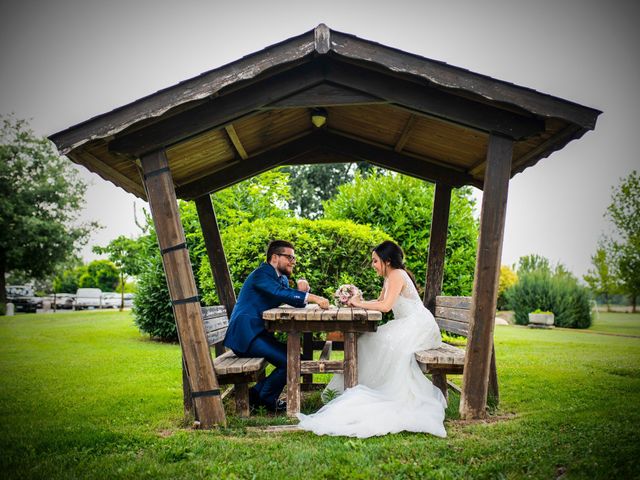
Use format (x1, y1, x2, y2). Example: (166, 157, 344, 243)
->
(276, 253, 296, 263)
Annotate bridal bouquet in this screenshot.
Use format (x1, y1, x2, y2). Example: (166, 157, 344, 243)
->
(333, 284, 362, 307)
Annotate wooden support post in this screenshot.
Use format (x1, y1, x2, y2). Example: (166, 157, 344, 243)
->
(431, 371, 448, 401)
(343, 332, 358, 388)
(460, 134, 512, 420)
(423, 183, 452, 314)
(140, 150, 226, 428)
(302, 332, 314, 385)
(194, 195, 236, 356)
(287, 331, 301, 418)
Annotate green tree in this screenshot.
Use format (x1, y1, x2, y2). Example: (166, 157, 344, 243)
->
(284, 163, 355, 219)
(606, 170, 640, 312)
(515, 254, 551, 275)
(211, 168, 292, 229)
(323, 172, 478, 296)
(78, 260, 119, 292)
(93, 235, 144, 309)
(583, 245, 620, 311)
(0, 116, 96, 312)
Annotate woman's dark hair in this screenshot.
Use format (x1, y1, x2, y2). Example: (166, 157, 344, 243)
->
(266, 239, 294, 261)
(373, 240, 418, 289)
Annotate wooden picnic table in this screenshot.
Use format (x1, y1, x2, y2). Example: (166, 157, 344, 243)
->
(263, 306, 382, 417)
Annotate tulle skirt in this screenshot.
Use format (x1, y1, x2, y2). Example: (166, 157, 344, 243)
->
(297, 306, 447, 438)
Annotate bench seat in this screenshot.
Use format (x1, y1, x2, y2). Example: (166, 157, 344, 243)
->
(198, 306, 267, 417)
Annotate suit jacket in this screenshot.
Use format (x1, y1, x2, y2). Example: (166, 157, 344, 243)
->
(224, 262, 307, 353)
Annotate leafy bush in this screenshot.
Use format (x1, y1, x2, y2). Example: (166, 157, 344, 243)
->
(199, 217, 392, 304)
(504, 270, 592, 328)
(323, 172, 478, 297)
(132, 254, 176, 341)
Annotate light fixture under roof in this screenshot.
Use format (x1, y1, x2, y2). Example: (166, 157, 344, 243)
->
(311, 108, 327, 128)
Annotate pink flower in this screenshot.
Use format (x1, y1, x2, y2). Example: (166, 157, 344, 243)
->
(333, 284, 362, 307)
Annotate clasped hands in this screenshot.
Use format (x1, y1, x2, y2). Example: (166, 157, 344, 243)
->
(297, 278, 330, 309)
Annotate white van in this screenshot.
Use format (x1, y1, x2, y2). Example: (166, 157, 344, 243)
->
(75, 288, 103, 309)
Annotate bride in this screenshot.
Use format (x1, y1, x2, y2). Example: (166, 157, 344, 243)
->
(297, 240, 447, 438)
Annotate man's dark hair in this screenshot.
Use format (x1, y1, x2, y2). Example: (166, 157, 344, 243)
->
(266, 240, 294, 262)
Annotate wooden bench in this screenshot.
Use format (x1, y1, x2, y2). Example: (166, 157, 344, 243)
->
(415, 296, 499, 402)
(200, 306, 267, 417)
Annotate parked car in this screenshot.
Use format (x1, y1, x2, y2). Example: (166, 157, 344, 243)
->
(74, 288, 102, 309)
(52, 293, 76, 310)
(101, 292, 121, 309)
(123, 293, 135, 309)
(6, 285, 42, 313)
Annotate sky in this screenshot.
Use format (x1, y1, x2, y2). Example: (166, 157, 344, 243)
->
(1, 0, 638, 279)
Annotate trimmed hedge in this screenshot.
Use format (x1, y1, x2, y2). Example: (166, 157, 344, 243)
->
(199, 217, 392, 304)
(134, 217, 391, 341)
(504, 271, 592, 328)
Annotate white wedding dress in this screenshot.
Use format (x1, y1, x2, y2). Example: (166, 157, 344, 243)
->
(297, 270, 447, 438)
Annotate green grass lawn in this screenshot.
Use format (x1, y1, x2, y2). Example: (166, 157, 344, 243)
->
(1, 310, 639, 479)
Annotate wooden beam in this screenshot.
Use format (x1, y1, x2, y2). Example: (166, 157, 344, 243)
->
(325, 60, 545, 140)
(423, 183, 452, 313)
(176, 132, 320, 199)
(320, 131, 479, 187)
(266, 82, 384, 108)
(195, 195, 236, 357)
(224, 125, 248, 160)
(140, 149, 226, 428)
(329, 29, 601, 130)
(394, 114, 418, 152)
(109, 63, 325, 156)
(460, 134, 513, 420)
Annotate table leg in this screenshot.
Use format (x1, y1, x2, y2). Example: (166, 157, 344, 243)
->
(287, 331, 301, 417)
(343, 331, 358, 388)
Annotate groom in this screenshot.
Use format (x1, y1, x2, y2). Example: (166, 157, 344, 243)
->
(224, 240, 330, 412)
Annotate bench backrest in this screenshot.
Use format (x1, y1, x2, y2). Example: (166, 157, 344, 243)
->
(201, 305, 229, 347)
(434, 296, 472, 337)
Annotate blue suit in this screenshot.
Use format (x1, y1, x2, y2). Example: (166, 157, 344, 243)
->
(224, 262, 307, 408)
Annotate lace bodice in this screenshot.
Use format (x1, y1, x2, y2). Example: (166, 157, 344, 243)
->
(388, 269, 424, 318)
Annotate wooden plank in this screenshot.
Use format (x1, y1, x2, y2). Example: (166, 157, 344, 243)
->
(266, 320, 377, 333)
(176, 132, 318, 199)
(423, 183, 451, 313)
(300, 360, 344, 374)
(435, 317, 469, 336)
(109, 62, 325, 156)
(325, 60, 545, 140)
(141, 149, 225, 428)
(435, 306, 471, 324)
(205, 328, 227, 346)
(287, 332, 301, 418)
(321, 131, 478, 188)
(415, 344, 465, 366)
(196, 196, 237, 326)
(394, 114, 418, 152)
(460, 133, 512, 420)
(201, 305, 228, 320)
(242, 357, 267, 373)
(336, 308, 354, 321)
(435, 296, 472, 309)
(329, 30, 600, 129)
(224, 125, 249, 160)
(267, 82, 383, 108)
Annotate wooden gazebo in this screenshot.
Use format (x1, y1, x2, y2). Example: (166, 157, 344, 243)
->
(50, 25, 600, 427)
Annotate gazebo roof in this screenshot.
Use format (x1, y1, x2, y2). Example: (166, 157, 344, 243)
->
(50, 24, 601, 200)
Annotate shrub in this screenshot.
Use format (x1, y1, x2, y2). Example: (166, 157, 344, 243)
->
(199, 217, 392, 304)
(132, 254, 176, 341)
(504, 270, 592, 328)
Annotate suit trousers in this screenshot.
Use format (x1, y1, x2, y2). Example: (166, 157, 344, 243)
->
(234, 332, 287, 408)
